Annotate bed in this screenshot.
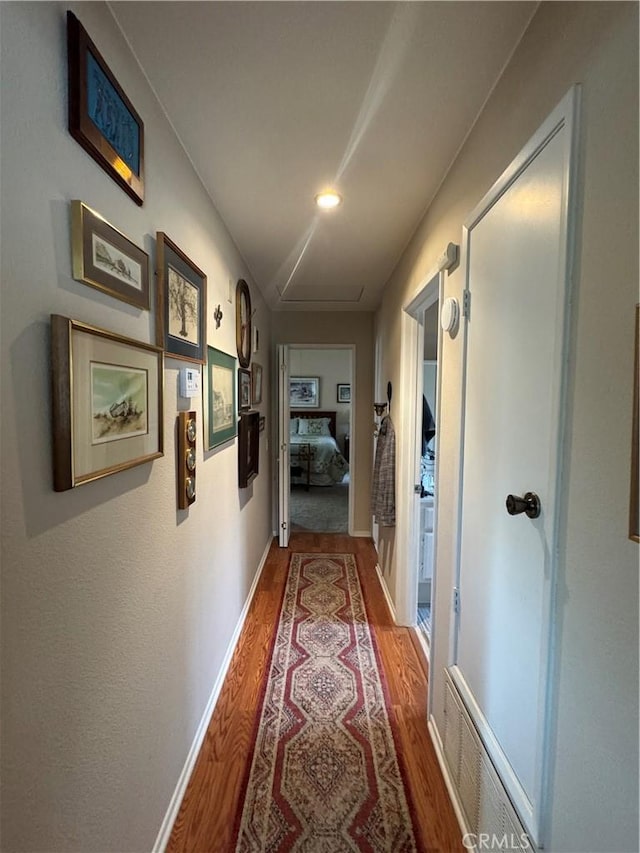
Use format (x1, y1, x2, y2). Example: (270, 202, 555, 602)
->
(289, 410, 349, 487)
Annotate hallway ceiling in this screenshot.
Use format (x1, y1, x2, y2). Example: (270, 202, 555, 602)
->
(110, 1, 537, 311)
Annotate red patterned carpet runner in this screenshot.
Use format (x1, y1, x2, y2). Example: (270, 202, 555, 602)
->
(234, 553, 418, 852)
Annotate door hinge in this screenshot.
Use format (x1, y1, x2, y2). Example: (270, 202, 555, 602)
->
(462, 290, 471, 319)
(453, 587, 460, 614)
(281, 521, 287, 530)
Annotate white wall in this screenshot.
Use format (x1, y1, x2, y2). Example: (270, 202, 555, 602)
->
(375, 3, 638, 851)
(289, 347, 351, 452)
(0, 3, 272, 851)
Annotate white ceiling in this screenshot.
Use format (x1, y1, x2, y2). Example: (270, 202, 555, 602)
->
(110, 1, 537, 311)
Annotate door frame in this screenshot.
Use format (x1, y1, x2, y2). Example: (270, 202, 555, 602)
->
(396, 254, 452, 718)
(449, 86, 581, 846)
(276, 343, 356, 539)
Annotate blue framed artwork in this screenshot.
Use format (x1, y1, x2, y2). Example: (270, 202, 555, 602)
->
(67, 12, 144, 205)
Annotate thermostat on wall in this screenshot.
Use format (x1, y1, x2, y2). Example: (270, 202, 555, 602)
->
(179, 367, 201, 399)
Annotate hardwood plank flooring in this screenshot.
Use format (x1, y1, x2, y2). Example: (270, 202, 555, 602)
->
(167, 534, 463, 852)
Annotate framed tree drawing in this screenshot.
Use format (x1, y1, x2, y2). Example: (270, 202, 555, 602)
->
(67, 12, 144, 205)
(50, 314, 163, 490)
(156, 232, 207, 364)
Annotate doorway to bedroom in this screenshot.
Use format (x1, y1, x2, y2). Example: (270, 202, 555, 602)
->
(288, 346, 352, 533)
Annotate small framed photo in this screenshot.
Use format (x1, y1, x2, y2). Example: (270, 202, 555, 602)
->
(259, 415, 266, 433)
(67, 12, 144, 205)
(238, 411, 259, 488)
(50, 314, 163, 491)
(253, 326, 260, 354)
(337, 383, 351, 403)
(156, 232, 207, 364)
(71, 201, 149, 309)
(238, 367, 251, 411)
(204, 346, 237, 450)
(251, 362, 263, 406)
(290, 377, 319, 408)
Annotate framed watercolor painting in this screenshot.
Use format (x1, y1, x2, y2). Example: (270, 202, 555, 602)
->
(290, 377, 319, 408)
(71, 201, 149, 309)
(251, 362, 263, 406)
(50, 315, 163, 490)
(156, 232, 207, 364)
(67, 12, 144, 205)
(337, 383, 351, 403)
(204, 346, 237, 450)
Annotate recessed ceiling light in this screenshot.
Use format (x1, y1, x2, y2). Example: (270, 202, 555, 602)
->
(315, 191, 343, 210)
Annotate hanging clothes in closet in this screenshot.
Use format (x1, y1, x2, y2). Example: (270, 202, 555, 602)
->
(371, 414, 396, 526)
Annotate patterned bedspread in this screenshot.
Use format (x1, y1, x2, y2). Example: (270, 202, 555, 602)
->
(290, 434, 349, 486)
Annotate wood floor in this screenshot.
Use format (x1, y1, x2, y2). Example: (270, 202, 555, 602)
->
(167, 533, 463, 853)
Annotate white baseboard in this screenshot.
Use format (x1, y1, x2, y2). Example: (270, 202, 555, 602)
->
(428, 715, 471, 848)
(374, 562, 397, 622)
(350, 529, 372, 538)
(152, 535, 274, 853)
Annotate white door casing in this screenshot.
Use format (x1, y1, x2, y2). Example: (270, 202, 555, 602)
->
(451, 87, 580, 845)
(277, 344, 290, 547)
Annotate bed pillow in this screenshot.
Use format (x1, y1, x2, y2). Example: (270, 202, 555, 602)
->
(298, 417, 331, 436)
(289, 417, 299, 435)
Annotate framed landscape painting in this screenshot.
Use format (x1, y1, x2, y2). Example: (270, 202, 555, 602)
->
(67, 12, 144, 205)
(290, 377, 319, 408)
(50, 314, 163, 490)
(71, 201, 149, 309)
(156, 233, 207, 364)
(205, 346, 237, 450)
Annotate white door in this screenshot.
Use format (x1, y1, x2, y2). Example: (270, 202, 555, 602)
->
(451, 89, 579, 844)
(277, 345, 290, 547)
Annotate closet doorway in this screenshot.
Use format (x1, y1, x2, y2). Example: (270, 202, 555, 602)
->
(416, 303, 439, 647)
(287, 346, 353, 534)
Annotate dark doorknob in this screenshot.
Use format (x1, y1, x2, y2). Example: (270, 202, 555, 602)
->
(506, 492, 541, 519)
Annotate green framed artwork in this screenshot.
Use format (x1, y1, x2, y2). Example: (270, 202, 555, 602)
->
(205, 345, 237, 450)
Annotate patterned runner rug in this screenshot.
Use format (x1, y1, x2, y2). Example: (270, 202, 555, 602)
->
(234, 553, 419, 852)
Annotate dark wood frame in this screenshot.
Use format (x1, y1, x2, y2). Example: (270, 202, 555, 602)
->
(238, 410, 259, 488)
(205, 346, 237, 450)
(630, 304, 639, 543)
(236, 279, 252, 368)
(71, 201, 149, 309)
(156, 232, 207, 364)
(50, 314, 163, 491)
(291, 410, 337, 439)
(67, 11, 144, 205)
(238, 367, 251, 411)
(337, 383, 351, 403)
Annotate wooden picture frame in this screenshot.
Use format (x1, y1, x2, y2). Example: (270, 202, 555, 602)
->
(251, 362, 263, 406)
(630, 304, 639, 543)
(156, 232, 207, 364)
(67, 11, 144, 205)
(50, 314, 163, 491)
(204, 346, 237, 450)
(236, 279, 252, 368)
(290, 377, 319, 408)
(238, 367, 251, 411)
(71, 201, 149, 309)
(337, 383, 351, 403)
(238, 410, 259, 488)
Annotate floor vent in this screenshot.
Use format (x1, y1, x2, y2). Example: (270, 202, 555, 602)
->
(443, 671, 532, 852)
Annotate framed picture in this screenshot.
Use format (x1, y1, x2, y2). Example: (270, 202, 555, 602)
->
(236, 279, 252, 368)
(630, 304, 639, 543)
(156, 232, 207, 364)
(67, 12, 144, 206)
(259, 415, 266, 433)
(290, 377, 319, 408)
(204, 346, 237, 450)
(238, 367, 251, 411)
(238, 411, 259, 488)
(251, 362, 263, 406)
(253, 325, 260, 354)
(337, 383, 351, 403)
(50, 314, 163, 491)
(71, 201, 149, 309)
